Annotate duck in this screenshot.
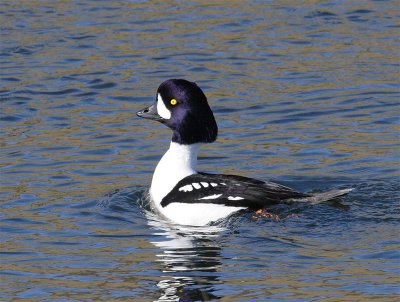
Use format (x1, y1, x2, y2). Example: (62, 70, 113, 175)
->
(137, 79, 352, 226)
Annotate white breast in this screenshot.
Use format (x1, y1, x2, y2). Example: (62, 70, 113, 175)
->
(150, 142, 200, 210)
(150, 142, 246, 226)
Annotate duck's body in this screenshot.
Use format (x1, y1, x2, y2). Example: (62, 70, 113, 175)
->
(137, 79, 351, 226)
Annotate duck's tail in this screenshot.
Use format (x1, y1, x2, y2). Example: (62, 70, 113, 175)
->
(291, 188, 353, 205)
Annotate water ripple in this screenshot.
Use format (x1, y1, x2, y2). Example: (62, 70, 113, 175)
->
(1, 1, 399, 301)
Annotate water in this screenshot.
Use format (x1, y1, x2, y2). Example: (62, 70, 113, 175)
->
(1, 1, 399, 301)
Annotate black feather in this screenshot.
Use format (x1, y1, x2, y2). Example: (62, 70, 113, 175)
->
(160, 173, 310, 209)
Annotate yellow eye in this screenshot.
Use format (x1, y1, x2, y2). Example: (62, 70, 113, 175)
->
(170, 99, 177, 106)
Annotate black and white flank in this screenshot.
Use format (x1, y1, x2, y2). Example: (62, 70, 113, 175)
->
(137, 79, 352, 226)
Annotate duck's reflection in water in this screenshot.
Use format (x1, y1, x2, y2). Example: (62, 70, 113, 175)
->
(146, 211, 225, 301)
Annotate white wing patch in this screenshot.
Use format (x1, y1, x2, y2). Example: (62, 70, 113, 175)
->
(228, 196, 244, 201)
(192, 182, 201, 189)
(199, 194, 223, 200)
(179, 184, 193, 192)
(210, 183, 218, 187)
(157, 93, 171, 119)
(200, 182, 209, 188)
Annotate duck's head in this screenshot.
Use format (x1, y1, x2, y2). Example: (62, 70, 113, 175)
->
(137, 79, 218, 145)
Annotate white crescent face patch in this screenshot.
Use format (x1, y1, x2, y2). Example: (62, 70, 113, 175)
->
(157, 93, 171, 119)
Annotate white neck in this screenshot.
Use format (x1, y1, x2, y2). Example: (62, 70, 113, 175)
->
(150, 142, 200, 208)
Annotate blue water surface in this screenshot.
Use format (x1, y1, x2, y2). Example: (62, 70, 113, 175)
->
(1, 1, 399, 301)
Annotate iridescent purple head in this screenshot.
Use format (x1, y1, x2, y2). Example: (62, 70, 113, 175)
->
(137, 79, 218, 145)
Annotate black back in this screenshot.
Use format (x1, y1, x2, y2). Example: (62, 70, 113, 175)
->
(160, 173, 310, 209)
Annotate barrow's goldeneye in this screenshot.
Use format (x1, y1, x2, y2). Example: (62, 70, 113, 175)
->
(137, 79, 352, 226)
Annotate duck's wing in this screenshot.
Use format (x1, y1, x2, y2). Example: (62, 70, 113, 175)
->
(160, 172, 310, 209)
